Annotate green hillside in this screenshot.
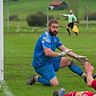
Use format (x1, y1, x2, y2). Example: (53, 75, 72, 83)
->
(4, 0, 96, 32)
(4, 0, 51, 18)
(4, 0, 96, 18)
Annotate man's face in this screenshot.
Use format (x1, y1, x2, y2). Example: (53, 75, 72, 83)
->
(48, 23, 59, 36)
(69, 12, 73, 15)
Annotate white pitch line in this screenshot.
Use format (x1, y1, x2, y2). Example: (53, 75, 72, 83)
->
(0, 80, 14, 96)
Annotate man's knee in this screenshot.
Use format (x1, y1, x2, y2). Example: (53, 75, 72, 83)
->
(50, 77, 59, 86)
(60, 57, 72, 67)
(51, 81, 59, 86)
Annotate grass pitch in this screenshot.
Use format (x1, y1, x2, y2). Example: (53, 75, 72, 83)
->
(2, 0, 96, 96)
(3, 28, 96, 96)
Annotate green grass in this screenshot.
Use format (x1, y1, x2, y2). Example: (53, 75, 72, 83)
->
(3, 29, 96, 96)
(0, 90, 3, 96)
(4, 0, 52, 18)
(2, 0, 96, 96)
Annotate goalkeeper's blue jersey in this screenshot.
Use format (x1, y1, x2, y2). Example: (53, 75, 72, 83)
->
(32, 31, 62, 67)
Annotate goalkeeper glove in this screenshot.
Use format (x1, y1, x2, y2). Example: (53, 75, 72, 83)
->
(74, 55, 89, 64)
(58, 51, 66, 57)
(58, 49, 72, 57)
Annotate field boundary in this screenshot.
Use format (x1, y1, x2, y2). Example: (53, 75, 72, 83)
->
(0, 81, 14, 96)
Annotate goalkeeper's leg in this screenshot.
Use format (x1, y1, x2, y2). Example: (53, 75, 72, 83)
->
(60, 58, 86, 78)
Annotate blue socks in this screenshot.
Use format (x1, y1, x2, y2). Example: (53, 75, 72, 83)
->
(38, 77, 50, 86)
(68, 61, 83, 76)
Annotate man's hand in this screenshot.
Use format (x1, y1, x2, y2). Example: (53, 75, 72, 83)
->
(75, 55, 89, 64)
(58, 49, 72, 57)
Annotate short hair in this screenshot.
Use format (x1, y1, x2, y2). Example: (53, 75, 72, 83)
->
(48, 19, 58, 26)
(69, 10, 73, 13)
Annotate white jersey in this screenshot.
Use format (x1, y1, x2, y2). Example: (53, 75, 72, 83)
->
(62, 13, 77, 23)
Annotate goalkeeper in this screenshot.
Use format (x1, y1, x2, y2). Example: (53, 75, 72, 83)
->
(27, 19, 96, 86)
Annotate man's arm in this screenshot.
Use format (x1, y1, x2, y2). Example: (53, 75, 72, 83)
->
(58, 45, 78, 58)
(84, 63, 96, 90)
(84, 63, 94, 86)
(58, 45, 89, 65)
(44, 48, 59, 57)
(44, 46, 70, 57)
(61, 14, 69, 17)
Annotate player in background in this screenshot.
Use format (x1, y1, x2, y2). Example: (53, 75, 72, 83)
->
(61, 10, 78, 36)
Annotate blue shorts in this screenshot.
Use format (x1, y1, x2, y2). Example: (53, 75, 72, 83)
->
(34, 56, 61, 81)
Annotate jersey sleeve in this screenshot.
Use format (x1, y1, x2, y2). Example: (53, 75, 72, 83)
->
(41, 36, 51, 49)
(72, 14, 77, 21)
(62, 14, 69, 17)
